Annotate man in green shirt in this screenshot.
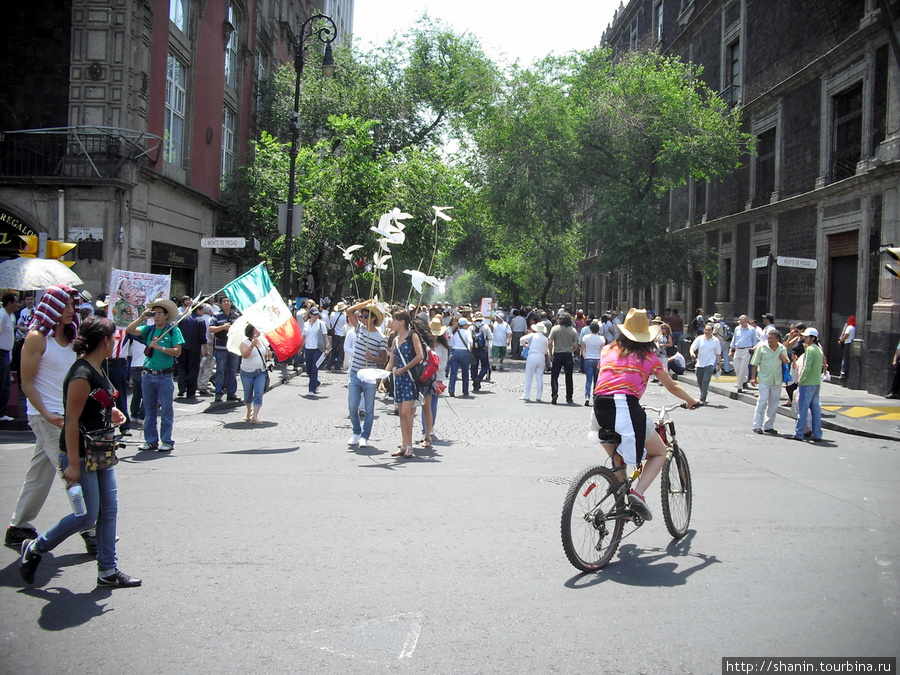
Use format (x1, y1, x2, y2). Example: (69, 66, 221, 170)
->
(126, 298, 184, 452)
(749, 329, 789, 434)
(792, 327, 824, 442)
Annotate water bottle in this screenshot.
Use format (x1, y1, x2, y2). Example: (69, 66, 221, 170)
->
(67, 484, 87, 517)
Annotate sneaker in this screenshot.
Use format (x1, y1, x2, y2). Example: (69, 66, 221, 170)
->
(0, 415, 15, 422)
(119, 429, 133, 437)
(227, 395, 240, 402)
(763, 428, 778, 435)
(753, 428, 763, 434)
(628, 490, 653, 521)
(348, 433, 361, 446)
(97, 569, 142, 588)
(19, 539, 42, 585)
(158, 443, 173, 452)
(584, 400, 591, 407)
(82, 531, 98, 555)
(6, 526, 38, 549)
(214, 395, 222, 402)
(138, 442, 158, 451)
(358, 437, 369, 448)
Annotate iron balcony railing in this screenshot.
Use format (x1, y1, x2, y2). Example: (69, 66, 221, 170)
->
(0, 126, 161, 180)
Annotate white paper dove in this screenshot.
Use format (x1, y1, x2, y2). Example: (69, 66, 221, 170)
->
(338, 244, 363, 260)
(432, 206, 454, 221)
(372, 250, 392, 270)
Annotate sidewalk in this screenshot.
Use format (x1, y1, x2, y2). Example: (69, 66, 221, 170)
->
(675, 370, 900, 441)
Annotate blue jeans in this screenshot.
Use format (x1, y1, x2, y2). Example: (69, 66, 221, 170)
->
(34, 454, 118, 570)
(142, 372, 174, 446)
(583, 358, 599, 400)
(470, 348, 489, 383)
(214, 349, 239, 397)
(304, 348, 322, 393)
(240, 368, 266, 406)
(448, 349, 470, 395)
(348, 370, 377, 438)
(107, 358, 130, 428)
(129, 367, 144, 419)
(795, 384, 822, 439)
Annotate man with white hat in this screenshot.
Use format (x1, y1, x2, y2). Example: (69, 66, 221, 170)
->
(126, 297, 183, 452)
(470, 313, 492, 391)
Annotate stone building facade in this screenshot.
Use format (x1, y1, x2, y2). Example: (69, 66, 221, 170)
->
(569, 0, 900, 393)
(0, 0, 345, 301)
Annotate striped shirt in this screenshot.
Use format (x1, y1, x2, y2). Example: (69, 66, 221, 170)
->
(349, 328, 387, 374)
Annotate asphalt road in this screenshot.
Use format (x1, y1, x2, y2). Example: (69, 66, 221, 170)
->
(1, 364, 898, 674)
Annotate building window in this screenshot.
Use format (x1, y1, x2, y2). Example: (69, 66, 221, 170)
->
(832, 82, 862, 181)
(222, 106, 235, 181)
(169, 0, 186, 32)
(723, 39, 740, 104)
(225, 4, 238, 89)
(164, 53, 186, 166)
(256, 51, 267, 113)
(629, 17, 638, 49)
(693, 179, 706, 221)
(654, 1, 664, 43)
(721, 257, 732, 303)
(756, 128, 776, 204)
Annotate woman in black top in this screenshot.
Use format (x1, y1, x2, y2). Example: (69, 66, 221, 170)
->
(19, 316, 141, 588)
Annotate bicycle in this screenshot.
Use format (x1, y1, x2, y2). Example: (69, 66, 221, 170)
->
(561, 402, 693, 572)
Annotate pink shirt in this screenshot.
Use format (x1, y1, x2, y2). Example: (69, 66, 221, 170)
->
(593, 344, 663, 398)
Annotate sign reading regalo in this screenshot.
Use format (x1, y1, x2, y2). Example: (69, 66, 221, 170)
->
(776, 256, 817, 270)
(201, 237, 246, 249)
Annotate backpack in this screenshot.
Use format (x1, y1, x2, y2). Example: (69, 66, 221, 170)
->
(721, 321, 733, 340)
(474, 328, 486, 350)
(406, 333, 439, 388)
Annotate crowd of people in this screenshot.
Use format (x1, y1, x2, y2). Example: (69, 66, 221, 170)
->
(3, 281, 899, 587)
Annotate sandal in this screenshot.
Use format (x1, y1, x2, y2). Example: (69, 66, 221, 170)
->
(420, 436, 432, 448)
(403, 446, 414, 458)
(391, 448, 405, 457)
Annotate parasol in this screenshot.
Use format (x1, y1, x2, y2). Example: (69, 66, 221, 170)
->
(0, 257, 83, 290)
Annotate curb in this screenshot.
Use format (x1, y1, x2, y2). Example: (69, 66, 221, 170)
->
(676, 376, 899, 442)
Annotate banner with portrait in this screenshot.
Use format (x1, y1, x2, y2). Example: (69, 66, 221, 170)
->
(108, 269, 171, 329)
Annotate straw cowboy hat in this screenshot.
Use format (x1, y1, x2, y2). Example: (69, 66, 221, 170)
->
(530, 322, 547, 334)
(360, 301, 385, 325)
(619, 308, 660, 343)
(333, 301, 348, 312)
(429, 317, 447, 336)
(148, 296, 179, 320)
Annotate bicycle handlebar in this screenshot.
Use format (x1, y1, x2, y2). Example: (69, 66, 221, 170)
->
(641, 402, 687, 414)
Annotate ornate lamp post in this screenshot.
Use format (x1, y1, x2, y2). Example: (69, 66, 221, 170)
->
(283, 13, 337, 300)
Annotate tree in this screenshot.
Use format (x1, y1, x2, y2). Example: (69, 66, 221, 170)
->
(572, 48, 751, 288)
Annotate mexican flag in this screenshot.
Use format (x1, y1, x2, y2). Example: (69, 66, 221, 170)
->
(221, 264, 302, 361)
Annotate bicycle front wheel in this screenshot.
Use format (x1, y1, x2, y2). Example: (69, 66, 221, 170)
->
(661, 445, 692, 538)
(561, 465, 625, 572)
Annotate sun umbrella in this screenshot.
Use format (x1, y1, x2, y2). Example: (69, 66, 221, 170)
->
(0, 257, 83, 290)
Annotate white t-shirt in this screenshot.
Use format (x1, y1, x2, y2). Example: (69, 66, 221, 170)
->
(690, 335, 722, 368)
(240, 336, 269, 372)
(302, 319, 327, 350)
(520, 332, 549, 357)
(492, 321, 510, 346)
(582, 333, 606, 360)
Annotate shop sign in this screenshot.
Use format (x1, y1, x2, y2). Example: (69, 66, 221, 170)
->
(151, 241, 198, 267)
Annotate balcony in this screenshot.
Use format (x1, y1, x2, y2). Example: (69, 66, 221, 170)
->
(0, 126, 161, 181)
(720, 84, 741, 108)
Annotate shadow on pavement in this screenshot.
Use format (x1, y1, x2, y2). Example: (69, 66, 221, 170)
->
(563, 531, 719, 589)
(223, 446, 299, 455)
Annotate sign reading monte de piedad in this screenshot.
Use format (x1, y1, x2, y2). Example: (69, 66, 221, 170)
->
(776, 256, 817, 270)
(201, 237, 246, 249)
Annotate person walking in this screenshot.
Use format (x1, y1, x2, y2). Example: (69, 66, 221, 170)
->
(19, 316, 141, 588)
(469, 313, 492, 391)
(729, 315, 759, 393)
(446, 316, 472, 397)
(749, 329, 789, 434)
(519, 322, 549, 402)
(126, 298, 183, 452)
(384, 309, 426, 458)
(791, 327, 825, 442)
(344, 300, 388, 448)
(689, 323, 722, 405)
(302, 306, 329, 395)
(510, 310, 527, 359)
(581, 321, 605, 406)
(5, 286, 93, 552)
(210, 296, 241, 402)
(548, 313, 579, 404)
(238, 324, 269, 424)
(490, 313, 511, 371)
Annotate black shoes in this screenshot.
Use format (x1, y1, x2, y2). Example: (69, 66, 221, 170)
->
(763, 428, 778, 435)
(551, 396, 558, 405)
(97, 569, 142, 588)
(5, 525, 37, 549)
(82, 531, 98, 555)
(226, 395, 240, 401)
(19, 539, 42, 584)
(753, 428, 763, 434)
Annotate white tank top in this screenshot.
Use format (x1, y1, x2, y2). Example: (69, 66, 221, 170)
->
(26, 334, 76, 416)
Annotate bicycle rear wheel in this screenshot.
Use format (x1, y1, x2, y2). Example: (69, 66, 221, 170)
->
(661, 445, 692, 538)
(561, 465, 625, 572)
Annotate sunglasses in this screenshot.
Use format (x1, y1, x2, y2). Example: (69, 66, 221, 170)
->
(360, 312, 370, 318)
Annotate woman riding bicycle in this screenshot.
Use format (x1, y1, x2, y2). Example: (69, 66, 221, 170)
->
(593, 309, 700, 521)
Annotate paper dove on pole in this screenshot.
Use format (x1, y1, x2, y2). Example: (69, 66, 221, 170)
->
(372, 250, 391, 270)
(432, 206, 454, 222)
(338, 244, 363, 260)
(403, 269, 440, 293)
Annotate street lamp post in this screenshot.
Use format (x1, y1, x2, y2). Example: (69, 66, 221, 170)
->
(283, 13, 337, 301)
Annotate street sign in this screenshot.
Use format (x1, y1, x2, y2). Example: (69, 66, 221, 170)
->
(277, 204, 303, 235)
(776, 256, 817, 270)
(200, 237, 246, 249)
(751, 256, 769, 269)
